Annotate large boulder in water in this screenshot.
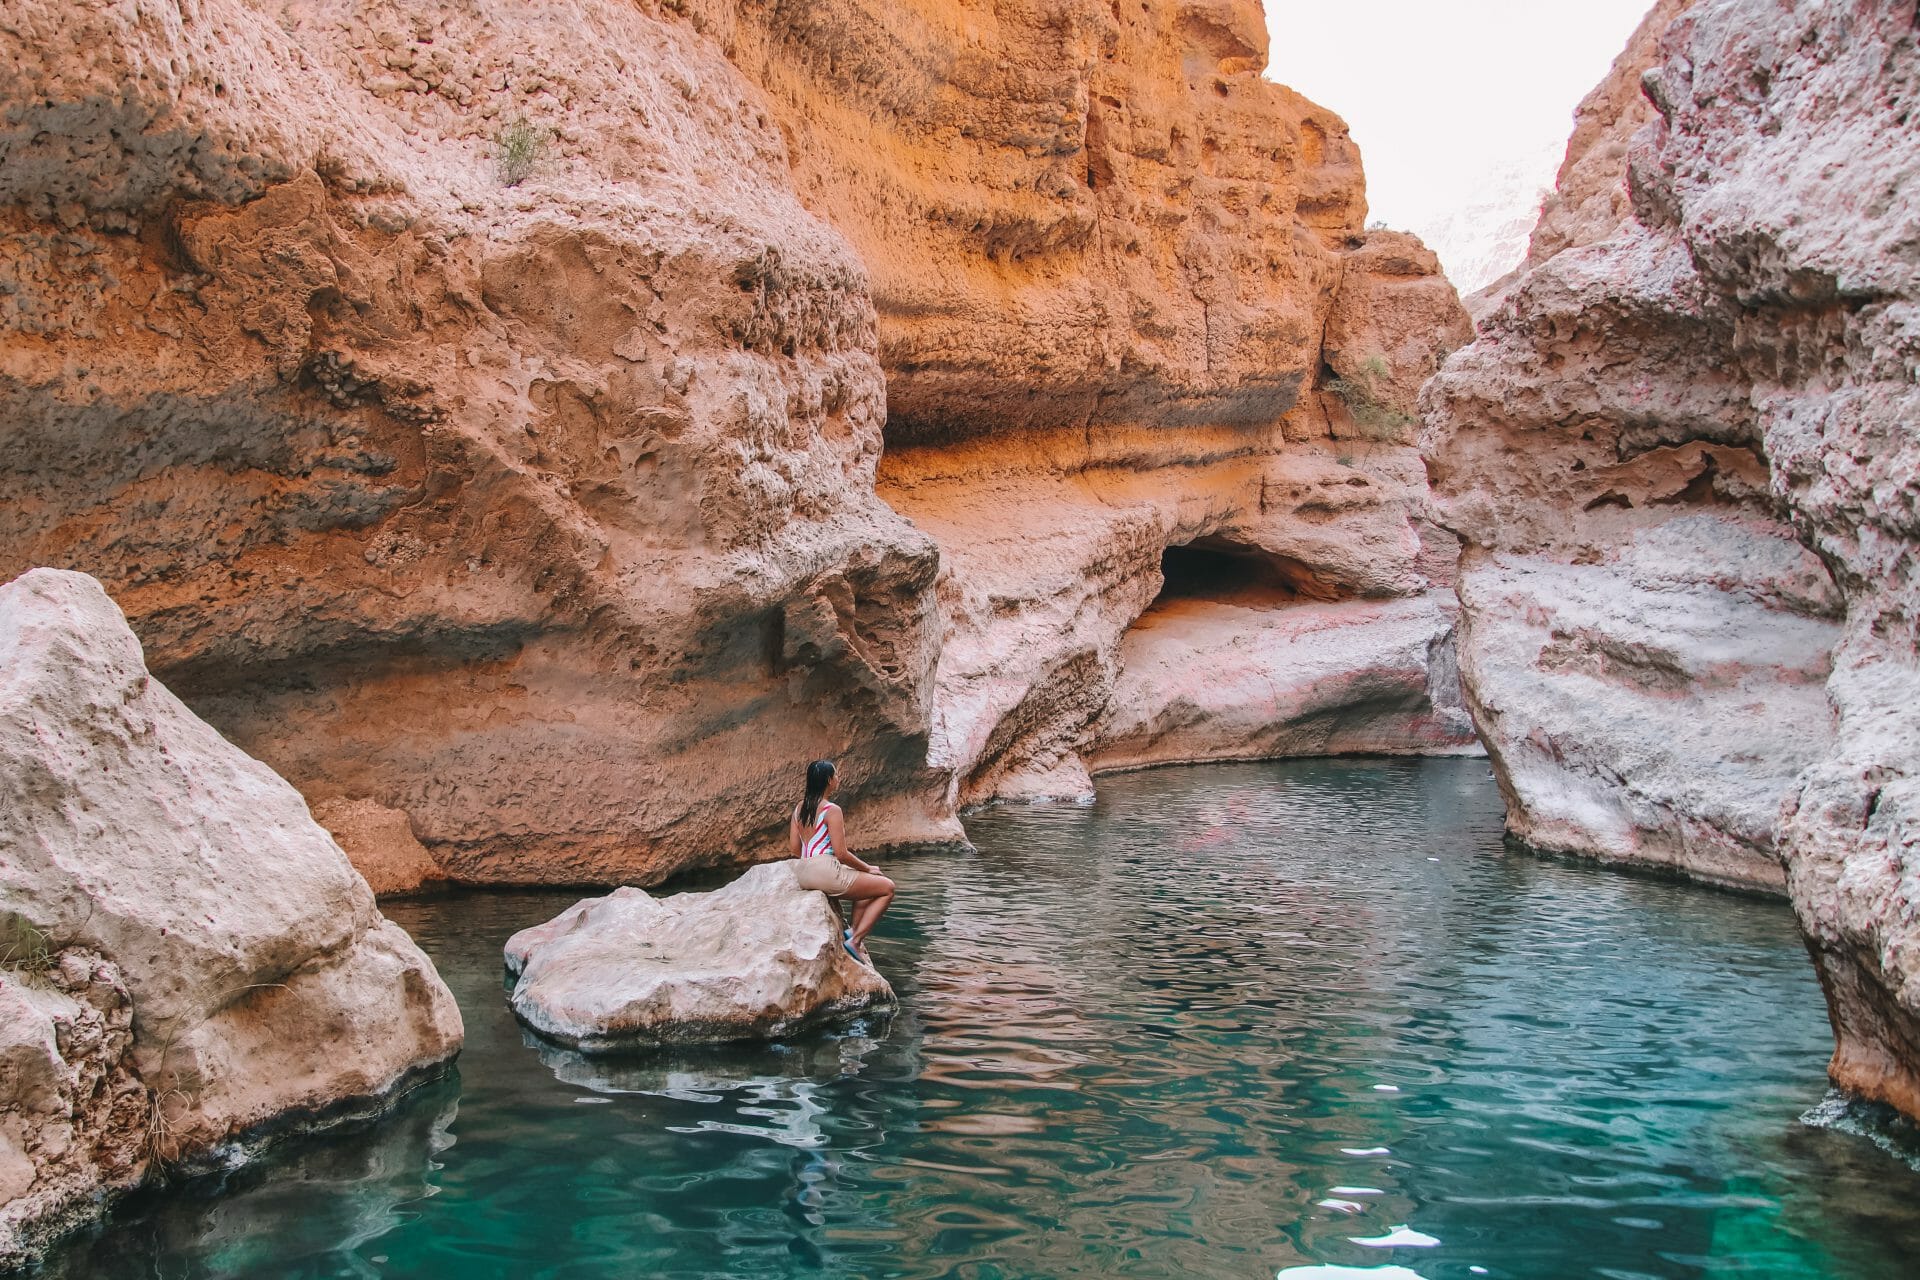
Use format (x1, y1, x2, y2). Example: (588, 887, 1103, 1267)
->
(0, 568, 463, 1267)
(505, 863, 894, 1052)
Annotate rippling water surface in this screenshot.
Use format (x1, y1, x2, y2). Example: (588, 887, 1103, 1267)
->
(38, 760, 1920, 1278)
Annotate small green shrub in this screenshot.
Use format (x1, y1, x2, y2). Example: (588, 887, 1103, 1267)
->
(494, 118, 548, 187)
(1326, 355, 1415, 444)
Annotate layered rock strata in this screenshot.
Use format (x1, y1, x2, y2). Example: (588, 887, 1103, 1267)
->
(0, 569, 464, 1266)
(1, 0, 1477, 879)
(505, 862, 893, 1051)
(1425, 0, 1920, 1116)
(1, 0, 957, 885)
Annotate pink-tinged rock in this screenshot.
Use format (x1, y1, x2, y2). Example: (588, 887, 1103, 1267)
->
(506, 863, 893, 1052)
(1424, 0, 1920, 1118)
(0, 955, 145, 1271)
(1453, 521, 1839, 893)
(1089, 591, 1479, 774)
(0, 568, 462, 1265)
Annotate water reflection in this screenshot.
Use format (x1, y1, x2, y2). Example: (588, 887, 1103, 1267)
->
(527, 1027, 893, 1150)
(39, 1077, 458, 1280)
(31, 759, 1920, 1279)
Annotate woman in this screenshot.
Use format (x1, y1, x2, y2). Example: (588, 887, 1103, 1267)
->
(789, 759, 895, 965)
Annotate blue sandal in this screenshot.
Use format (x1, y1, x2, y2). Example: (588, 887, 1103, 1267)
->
(842, 929, 869, 966)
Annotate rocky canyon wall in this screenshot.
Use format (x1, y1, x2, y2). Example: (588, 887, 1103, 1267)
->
(1, 0, 1472, 887)
(723, 0, 1480, 803)
(1, 0, 957, 886)
(1425, 0, 1920, 1118)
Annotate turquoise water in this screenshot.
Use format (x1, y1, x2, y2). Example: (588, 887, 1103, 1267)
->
(34, 759, 1920, 1278)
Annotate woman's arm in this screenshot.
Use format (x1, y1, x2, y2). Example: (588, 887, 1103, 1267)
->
(788, 805, 802, 859)
(826, 805, 878, 874)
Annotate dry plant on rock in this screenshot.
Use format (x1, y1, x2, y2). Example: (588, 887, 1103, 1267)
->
(494, 118, 549, 187)
(1326, 355, 1415, 446)
(142, 980, 290, 1172)
(0, 912, 54, 977)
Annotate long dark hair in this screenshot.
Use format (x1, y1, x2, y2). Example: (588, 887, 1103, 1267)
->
(800, 760, 836, 828)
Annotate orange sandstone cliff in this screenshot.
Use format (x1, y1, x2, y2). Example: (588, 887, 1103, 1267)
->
(1, 0, 1471, 886)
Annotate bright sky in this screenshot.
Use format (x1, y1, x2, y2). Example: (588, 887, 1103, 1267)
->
(1262, 1, 1656, 281)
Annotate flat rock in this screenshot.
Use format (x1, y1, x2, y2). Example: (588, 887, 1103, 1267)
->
(505, 863, 894, 1053)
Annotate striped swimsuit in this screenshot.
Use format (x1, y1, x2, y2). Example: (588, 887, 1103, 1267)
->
(793, 802, 856, 895)
(801, 805, 834, 860)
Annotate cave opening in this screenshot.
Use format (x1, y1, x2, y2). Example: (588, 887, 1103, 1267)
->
(1154, 536, 1348, 609)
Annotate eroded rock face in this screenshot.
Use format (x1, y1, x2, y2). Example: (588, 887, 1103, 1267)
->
(728, 0, 1367, 443)
(0, 954, 145, 1270)
(0, 0, 957, 884)
(311, 798, 447, 897)
(0, 0, 1470, 878)
(868, 212, 1475, 805)
(1091, 591, 1476, 776)
(1425, 0, 1920, 1116)
(1453, 521, 1839, 892)
(505, 863, 893, 1051)
(0, 0, 1477, 873)
(0, 568, 463, 1264)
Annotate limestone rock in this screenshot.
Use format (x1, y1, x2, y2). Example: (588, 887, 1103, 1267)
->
(1523, 0, 1699, 272)
(0, 568, 463, 1263)
(1454, 523, 1838, 892)
(311, 798, 446, 897)
(883, 417, 1471, 807)
(505, 863, 893, 1052)
(734, 0, 1381, 444)
(1424, 0, 1920, 1117)
(0, 0, 959, 884)
(0, 953, 145, 1271)
(1090, 591, 1478, 775)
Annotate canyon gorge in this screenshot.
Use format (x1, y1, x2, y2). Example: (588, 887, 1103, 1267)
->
(3, 0, 1920, 1265)
(0, 0, 1473, 886)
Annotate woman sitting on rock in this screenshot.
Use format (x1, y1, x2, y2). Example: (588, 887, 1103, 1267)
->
(789, 759, 894, 965)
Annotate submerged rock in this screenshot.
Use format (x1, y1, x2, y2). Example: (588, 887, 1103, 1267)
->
(0, 568, 463, 1267)
(505, 863, 893, 1053)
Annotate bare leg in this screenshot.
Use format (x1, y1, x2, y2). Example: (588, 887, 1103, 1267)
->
(843, 872, 895, 948)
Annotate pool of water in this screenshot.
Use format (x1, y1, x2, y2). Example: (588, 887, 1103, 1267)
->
(34, 759, 1920, 1278)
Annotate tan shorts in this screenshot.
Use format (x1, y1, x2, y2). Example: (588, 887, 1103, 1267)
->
(792, 855, 858, 896)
